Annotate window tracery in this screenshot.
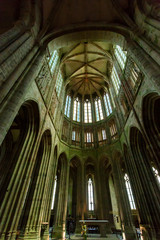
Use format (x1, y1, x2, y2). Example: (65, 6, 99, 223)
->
(104, 93, 112, 116)
(95, 97, 104, 121)
(49, 50, 58, 74)
(88, 177, 94, 211)
(84, 99, 92, 123)
(111, 66, 121, 95)
(64, 95, 71, 117)
(56, 71, 63, 97)
(73, 97, 80, 122)
(114, 45, 127, 70)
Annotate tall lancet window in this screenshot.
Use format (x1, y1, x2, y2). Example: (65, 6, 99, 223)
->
(56, 71, 63, 97)
(111, 66, 121, 95)
(49, 50, 58, 74)
(51, 176, 57, 210)
(104, 93, 112, 116)
(84, 99, 92, 123)
(88, 177, 94, 211)
(73, 97, 80, 122)
(124, 174, 136, 210)
(114, 45, 127, 70)
(64, 95, 71, 117)
(95, 97, 104, 121)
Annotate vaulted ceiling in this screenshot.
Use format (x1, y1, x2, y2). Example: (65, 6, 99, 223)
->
(61, 42, 113, 97)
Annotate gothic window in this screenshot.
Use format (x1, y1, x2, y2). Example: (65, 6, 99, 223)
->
(88, 178, 94, 211)
(49, 50, 58, 74)
(129, 62, 141, 88)
(124, 174, 136, 210)
(104, 93, 112, 116)
(84, 99, 92, 123)
(72, 130, 76, 141)
(111, 66, 121, 95)
(84, 131, 94, 147)
(152, 167, 160, 185)
(72, 128, 80, 146)
(51, 176, 57, 210)
(114, 45, 127, 70)
(109, 119, 117, 139)
(56, 71, 63, 97)
(73, 97, 80, 122)
(98, 128, 107, 146)
(64, 95, 71, 117)
(94, 97, 104, 121)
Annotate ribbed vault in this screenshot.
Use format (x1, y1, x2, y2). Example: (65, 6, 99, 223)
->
(61, 42, 112, 96)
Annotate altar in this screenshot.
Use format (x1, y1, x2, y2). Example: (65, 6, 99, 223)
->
(79, 220, 109, 237)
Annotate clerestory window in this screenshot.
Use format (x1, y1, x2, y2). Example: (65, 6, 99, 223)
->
(124, 174, 136, 210)
(114, 45, 127, 70)
(64, 95, 71, 117)
(104, 93, 112, 116)
(84, 99, 92, 123)
(55, 71, 63, 97)
(49, 50, 58, 74)
(111, 66, 121, 95)
(95, 98, 104, 121)
(73, 97, 80, 122)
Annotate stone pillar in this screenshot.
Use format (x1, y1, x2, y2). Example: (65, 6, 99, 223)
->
(111, 155, 138, 240)
(0, 116, 39, 240)
(53, 157, 69, 239)
(18, 132, 51, 239)
(0, 48, 45, 145)
(75, 164, 83, 234)
(127, 40, 160, 92)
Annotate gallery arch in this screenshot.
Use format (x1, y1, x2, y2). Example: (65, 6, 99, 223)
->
(0, 100, 40, 239)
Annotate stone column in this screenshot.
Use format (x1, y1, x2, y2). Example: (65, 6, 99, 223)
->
(75, 164, 83, 233)
(0, 117, 40, 240)
(53, 158, 69, 239)
(18, 133, 51, 239)
(111, 155, 138, 240)
(127, 40, 160, 92)
(0, 48, 45, 145)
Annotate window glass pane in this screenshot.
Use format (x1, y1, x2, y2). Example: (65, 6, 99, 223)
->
(56, 71, 63, 97)
(64, 95, 71, 117)
(51, 176, 57, 209)
(111, 66, 121, 95)
(115, 45, 127, 70)
(84, 100, 92, 123)
(88, 178, 94, 211)
(124, 174, 136, 210)
(104, 93, 112, 116)
(95, 98, 104, 121)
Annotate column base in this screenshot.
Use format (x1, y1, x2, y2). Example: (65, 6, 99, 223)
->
(0, 231, 17, 240)
(18, 226, 41, 240)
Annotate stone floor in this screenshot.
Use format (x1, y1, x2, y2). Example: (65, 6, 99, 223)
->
(48, 233, 122, 240)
